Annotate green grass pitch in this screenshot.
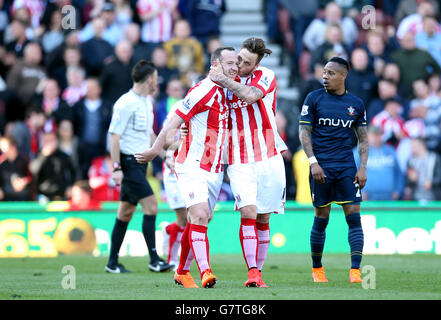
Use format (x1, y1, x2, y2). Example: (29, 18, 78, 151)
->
(1, 254, 440, 300)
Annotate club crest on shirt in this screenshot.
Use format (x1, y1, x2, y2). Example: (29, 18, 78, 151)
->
(259, 75, 269, 87)
(189, 192, 194, 200)
(183, 97, 192, 110)
(348, 106, 355, 116)
(235, 195, 241, 203)
(301, 105, 309, 116)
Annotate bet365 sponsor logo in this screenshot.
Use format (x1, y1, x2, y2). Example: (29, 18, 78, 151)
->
(362, 216, 441, 254)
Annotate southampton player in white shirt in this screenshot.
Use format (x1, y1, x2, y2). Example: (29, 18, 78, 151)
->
(209, 38, 287, 288)
(135, 47, 239, 288)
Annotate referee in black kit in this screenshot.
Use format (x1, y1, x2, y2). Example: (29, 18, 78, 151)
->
(105, 60, 172, 273)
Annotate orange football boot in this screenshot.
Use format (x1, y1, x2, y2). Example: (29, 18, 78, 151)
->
(312, 266, 328, 282)
(201, 270, 217, 288)
(257, 271, 269, 288)
(174, 271, 199, 288)
(349, 268, 363, 283)
(245, 268, 261, 287)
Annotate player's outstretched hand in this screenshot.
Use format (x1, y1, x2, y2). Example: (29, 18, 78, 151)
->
(134, 148, 157, 163)
(311, 163, 327, 184)
(165, 155, 175, 172)
(180, 123, 189, 138)
(209, 60, 226, 83)
(354, 168, 367, 189)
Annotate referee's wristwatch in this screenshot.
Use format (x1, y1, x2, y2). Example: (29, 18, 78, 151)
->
(113, 161, 122, 172)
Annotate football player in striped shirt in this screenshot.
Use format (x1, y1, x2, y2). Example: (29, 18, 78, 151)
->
(209, 38, 287, 287)
(135, 47, 238, 288)
(299, 57, 369, 283)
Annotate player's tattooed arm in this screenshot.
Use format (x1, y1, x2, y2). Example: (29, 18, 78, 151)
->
(355, 126, 369, 169)
(298, 125, 315, 158)
(299, 124, 327, 184)
(208, 64, 264, 103)
(354, 126, 369, 189)
(221, 78, 264, 104)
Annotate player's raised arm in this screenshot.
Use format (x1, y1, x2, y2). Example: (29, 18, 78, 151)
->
(209, 63, 264, 104)
(354, 125, 369, 189)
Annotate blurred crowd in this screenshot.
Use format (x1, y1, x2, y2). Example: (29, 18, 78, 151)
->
(0, 0, 440, 206)
(0, 0, 225, 206)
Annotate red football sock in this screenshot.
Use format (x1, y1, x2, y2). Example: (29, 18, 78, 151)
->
(169, 225, 185, 264)
(189, 224, 210, 279)
(177, 223, 194, 275)
(166, 222, 179, 263)
(239, 218, 258, 270)
(256, 222, 270, 271)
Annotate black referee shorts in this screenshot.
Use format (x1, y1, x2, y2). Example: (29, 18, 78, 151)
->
(120, 153, 154, 205)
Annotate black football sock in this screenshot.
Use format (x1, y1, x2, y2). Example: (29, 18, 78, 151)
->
(108, 218, 129, 267)
(346, 212, 364, 269)
(310, 216, 329, 268)
(142, 214, 159, 262)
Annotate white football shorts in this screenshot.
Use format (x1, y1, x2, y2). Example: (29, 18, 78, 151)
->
(174, 163, 223, 214)
(163, 166, 185, 210)
(227, 153, 286, 214)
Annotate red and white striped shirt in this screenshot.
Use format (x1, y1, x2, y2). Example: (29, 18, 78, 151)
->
(62, 82, 87, 106)
(175, 78, 229, 173)
(227, 66, 287, 165)
(137, 0, 175, 43)
(12, 0, 46, 29)
(371, 110, 409, 144)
